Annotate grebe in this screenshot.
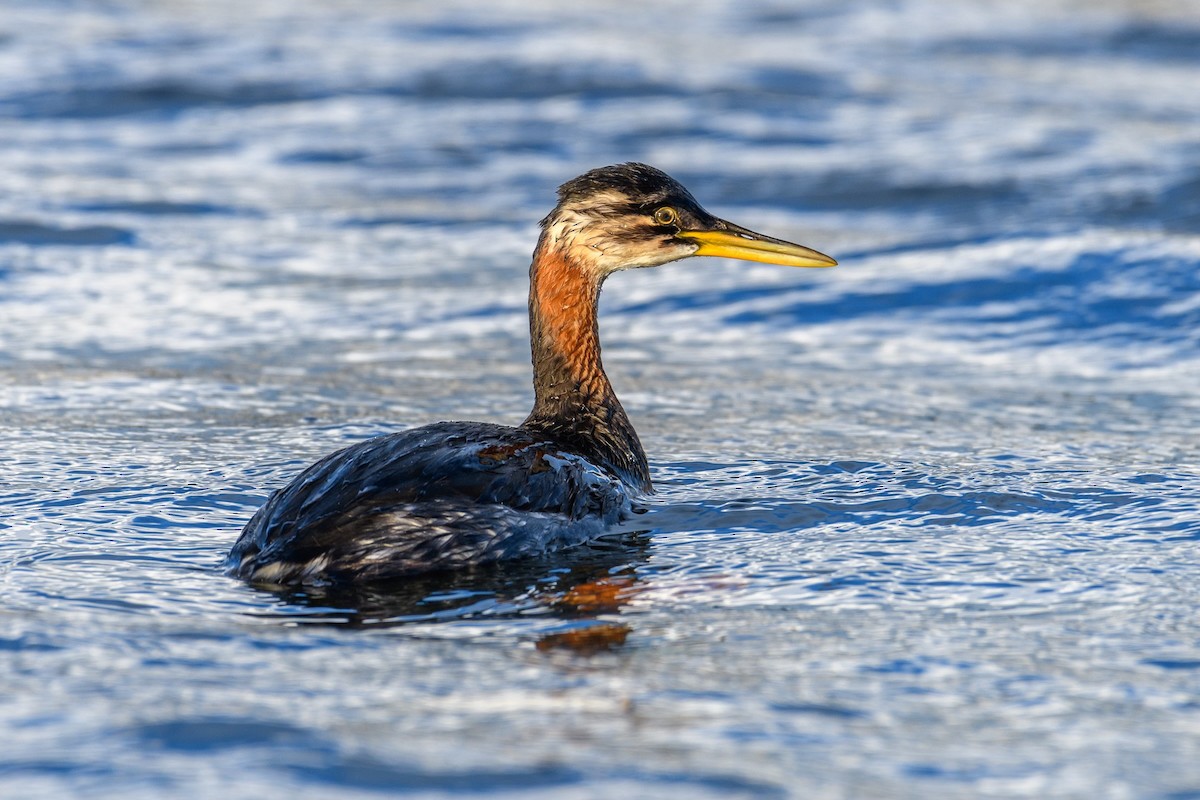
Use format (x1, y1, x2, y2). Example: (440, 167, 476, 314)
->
(228, 163, 836, 585)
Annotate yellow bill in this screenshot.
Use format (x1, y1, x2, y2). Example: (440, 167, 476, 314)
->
(678, 225, 837, 268)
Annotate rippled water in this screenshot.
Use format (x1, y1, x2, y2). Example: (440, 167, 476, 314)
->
(2, 0, 1199, 797)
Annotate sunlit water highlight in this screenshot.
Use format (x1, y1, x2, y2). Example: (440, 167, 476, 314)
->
(2, 1, 1199, 797)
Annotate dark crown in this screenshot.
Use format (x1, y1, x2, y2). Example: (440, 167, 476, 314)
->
(555, 162, 700, 209)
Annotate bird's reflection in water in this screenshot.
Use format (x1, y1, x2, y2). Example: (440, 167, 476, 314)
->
(251, 532, 649, 654)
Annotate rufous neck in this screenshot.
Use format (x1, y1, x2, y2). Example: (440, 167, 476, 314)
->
(521, 236, 650, 490)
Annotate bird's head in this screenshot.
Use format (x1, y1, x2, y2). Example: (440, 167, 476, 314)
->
(539, 162, 836, 276)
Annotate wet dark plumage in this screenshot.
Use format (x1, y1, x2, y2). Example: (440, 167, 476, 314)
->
(230, 423, 630, 583)
(228, 163, 835, 585)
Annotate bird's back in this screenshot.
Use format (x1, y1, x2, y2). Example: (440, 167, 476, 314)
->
(226, 421, 635, 584)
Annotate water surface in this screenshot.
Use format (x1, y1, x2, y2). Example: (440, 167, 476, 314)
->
(2, 1, 1199, 797)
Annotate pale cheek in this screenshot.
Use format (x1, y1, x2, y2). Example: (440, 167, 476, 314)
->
(549, 218, 617, 274)
(547, 211, 694, 273)
(546, 213, 587, 249)
(603, 240, 697, 272)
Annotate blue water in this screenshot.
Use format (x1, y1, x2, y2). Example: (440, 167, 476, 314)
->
(2, 0, 1199, 797)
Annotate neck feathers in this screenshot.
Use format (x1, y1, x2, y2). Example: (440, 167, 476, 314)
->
(521, 235, 651, 490)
